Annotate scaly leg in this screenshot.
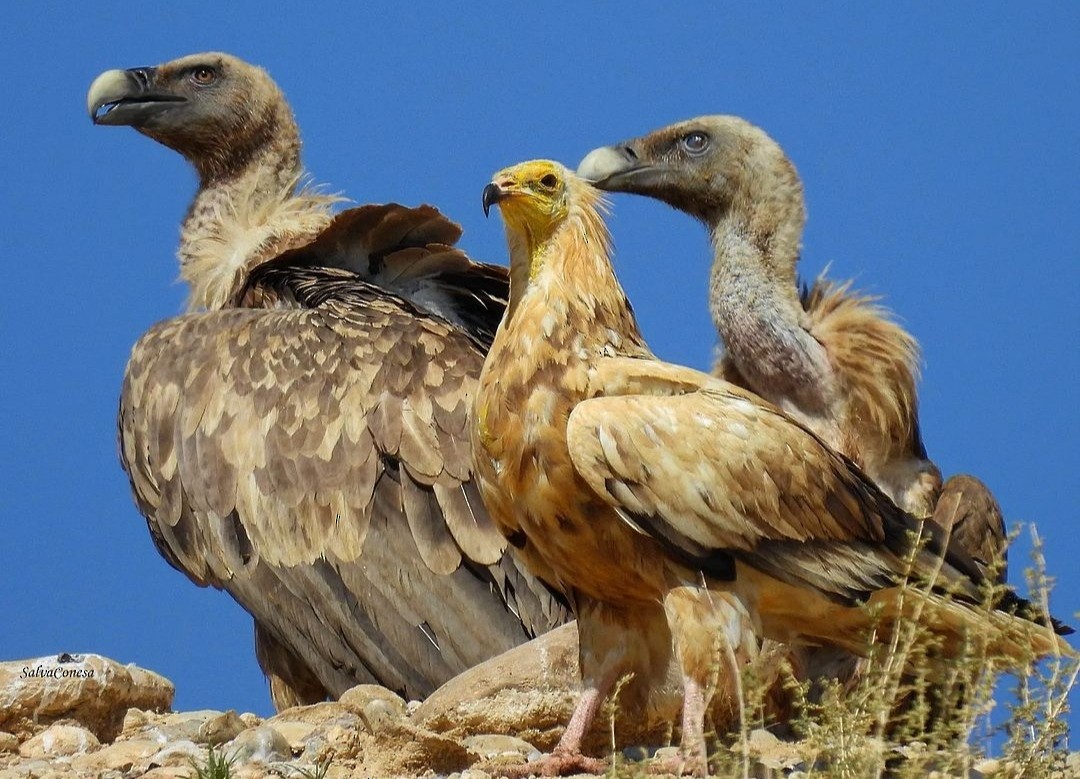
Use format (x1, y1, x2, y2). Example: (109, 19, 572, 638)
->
(679, 675, 708, 775)
(495, 677, 614, 777)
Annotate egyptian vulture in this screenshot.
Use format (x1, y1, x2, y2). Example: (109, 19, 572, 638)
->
(88, 52, 568, 710)
(577, 116, 1006, 576)
(475, 160, 1071, 774)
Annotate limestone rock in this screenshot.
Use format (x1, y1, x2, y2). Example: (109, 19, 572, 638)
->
(340, 684, 407, 732)
(146, 739, 204, 769)
(227, 725, 291, 764)
(120, 707, 149, 737)
(463, 734, 539, 760)
(414, 623, 681, 752)
(0, 654, 173, 741)
(147, 709, 231, 744)
(357, 721, 473, 776)
(18, 724, 99, 759)
(0, 732, 17, 753)
(653, 746, 680, 762)
(0, 760, 54, 779)
(199, 709, 246, 745)
(266, 701, 354, 731)
(266, 720, 317, 754)
(414, 623, 580, 751)
(234, 765, 273, 779)
(68, 738, 158, 773)
(746, 727, 804, 771)
(304, 714, 366, 763)
(340, 684, 406, 718)
(140, 769, 192, 779)
(269, 700, 473, 776)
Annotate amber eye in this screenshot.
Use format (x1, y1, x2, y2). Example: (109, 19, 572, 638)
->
(539, 173, 559, 189)
(681, 131, 709, 154)
(190, 66, 217, 86)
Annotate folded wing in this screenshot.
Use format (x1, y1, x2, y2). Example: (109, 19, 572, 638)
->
(121, 206, 566, 701)
(567, 357, 983, 607)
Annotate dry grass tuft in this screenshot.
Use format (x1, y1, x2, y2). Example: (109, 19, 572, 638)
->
(606, 526, 1076, 778)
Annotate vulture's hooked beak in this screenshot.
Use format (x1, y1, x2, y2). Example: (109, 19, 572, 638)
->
(87, 67, 186, 126)
(577, 144, 669, 192)
(482, 181, 510, 217)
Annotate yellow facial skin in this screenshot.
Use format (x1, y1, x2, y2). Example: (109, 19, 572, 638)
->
(485, 160, 573, 280)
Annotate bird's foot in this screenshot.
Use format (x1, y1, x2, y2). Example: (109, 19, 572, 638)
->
(492, 748, 607, 777)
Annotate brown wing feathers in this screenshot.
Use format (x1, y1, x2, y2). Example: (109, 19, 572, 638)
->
(243, 205, 509, 345)
(121, 276, 566, 700)
(570, 385, 987, 608)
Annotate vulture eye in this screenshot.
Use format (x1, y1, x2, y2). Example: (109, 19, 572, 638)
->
(681, 132, 710, 155)
(539, 173, 559, 189)
(190, 66, 217, 86)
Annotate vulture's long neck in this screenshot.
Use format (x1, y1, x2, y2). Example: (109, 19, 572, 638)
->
(177, 103, 335, 311)
(707, 180, 835, 418)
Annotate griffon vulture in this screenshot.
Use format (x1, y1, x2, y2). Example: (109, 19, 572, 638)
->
(88, 52, 568, 710)
(578, 116, 1006, 577)
(475, 160, 1070, 774)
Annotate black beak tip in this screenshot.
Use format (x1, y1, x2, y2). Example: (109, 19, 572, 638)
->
(481, 183, 502, 218)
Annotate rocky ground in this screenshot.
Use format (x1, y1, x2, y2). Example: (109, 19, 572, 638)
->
(0, 626, 618, 779)
(1, 636, 1076, 779)
(2, 651, 528, 779)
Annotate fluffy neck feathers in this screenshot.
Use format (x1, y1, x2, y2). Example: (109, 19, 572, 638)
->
(176, 102, 337, 311)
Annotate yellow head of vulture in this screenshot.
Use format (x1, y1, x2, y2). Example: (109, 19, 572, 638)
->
(482, 159, 610, 248)
(482, 160, 573, 232)
(87, 52, 292, 180)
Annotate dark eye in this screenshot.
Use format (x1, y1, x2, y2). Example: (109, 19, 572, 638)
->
(539, 173, 559, 189)
(681, 131, 709, 154)
(190, 66, 217, 86)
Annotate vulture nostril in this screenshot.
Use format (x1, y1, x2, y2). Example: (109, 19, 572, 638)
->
(620, 145, 638, 161)
(130, 68, 151, 89)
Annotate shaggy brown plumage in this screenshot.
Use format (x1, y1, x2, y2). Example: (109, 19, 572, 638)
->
(89, 53, 568, 710)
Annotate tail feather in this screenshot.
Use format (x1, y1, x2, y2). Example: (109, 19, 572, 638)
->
(992, 588, 1073, 636)
(864, 589, 1076, 666)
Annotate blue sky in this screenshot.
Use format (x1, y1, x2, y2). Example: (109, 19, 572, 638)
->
(2, 3, 1076, 739)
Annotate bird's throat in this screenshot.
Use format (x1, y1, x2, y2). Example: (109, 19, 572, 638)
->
(504, 227, 555, 319)
(500, 206, 644, 361)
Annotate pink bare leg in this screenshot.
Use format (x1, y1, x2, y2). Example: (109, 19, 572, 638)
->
(649, 675, 707, 777)
(493, 680, 613, 777)
(679, 676, 707, 775)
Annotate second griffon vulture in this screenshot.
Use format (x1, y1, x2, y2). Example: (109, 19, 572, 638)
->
(578, 116, 1009, 728)
(88, 52, 569, 709)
